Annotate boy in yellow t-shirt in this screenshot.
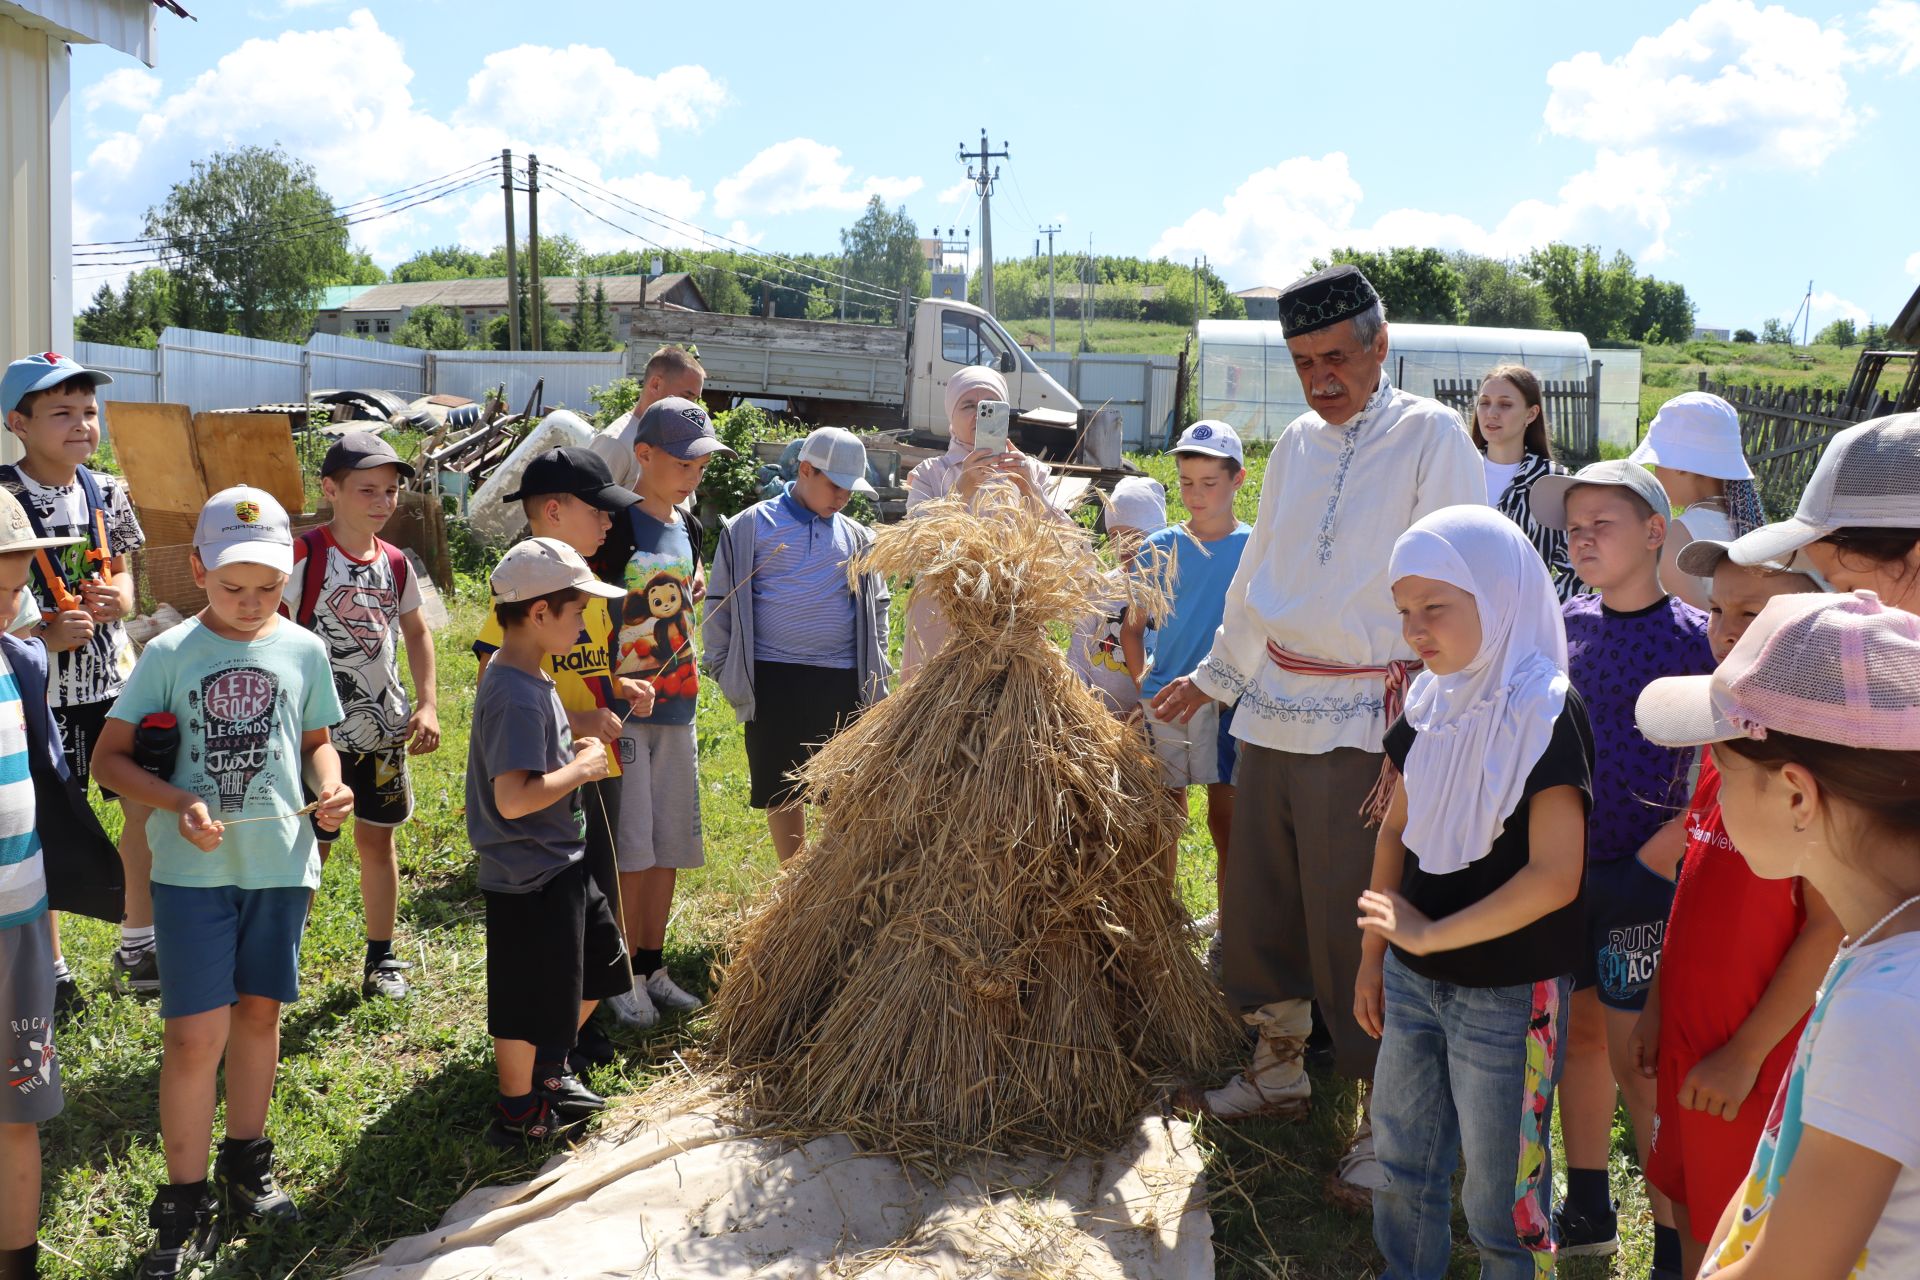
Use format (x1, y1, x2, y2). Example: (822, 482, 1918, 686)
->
(474, 448, 654, 1056)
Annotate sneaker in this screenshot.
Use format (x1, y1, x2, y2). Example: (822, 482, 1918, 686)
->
(361, 957, 412, 1000)
(136, 1184, 220, 1278)
(111, 946, 161, 997)
(1327, 1122, 1388, 1211)
(603, 985, 659, 1030)
(486, 1097, 562, 1150)
(1552, 1200, 1620, 1257)
(52, 971, 84, 1020)
(572, 1020, 619, 1070)
(536, 1068, 608, 1120)
(214, 1137, 298, 1224)
(644, 967, 703, 1013)
(1186, 909, 1219, 939)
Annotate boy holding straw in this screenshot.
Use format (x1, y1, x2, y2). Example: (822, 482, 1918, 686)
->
(92, 487, 352, 1278)
(473, 447, 655, 1045)
(705, 427, 890, 864)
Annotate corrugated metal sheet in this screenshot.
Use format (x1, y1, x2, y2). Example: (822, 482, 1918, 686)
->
(156, 326, 306, 412)
(1032, 352, 1178, 450)
(308, 331, 428, 397)
(430, 350, 623, 417)
(3, 0, 156, 63)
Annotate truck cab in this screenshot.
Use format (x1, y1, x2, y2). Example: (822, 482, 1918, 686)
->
(907, 299, 1080, 442)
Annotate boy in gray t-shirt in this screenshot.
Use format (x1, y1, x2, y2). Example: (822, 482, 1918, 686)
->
(465, 539, 633, 1148)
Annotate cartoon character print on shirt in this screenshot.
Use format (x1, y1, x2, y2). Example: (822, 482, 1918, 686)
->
(617, 551, 698, 704)
(1085, 608, 1129, 674)
(5, 1015, 55, 1099)
(189, 666, 282, 813)
(308, 549, 411, 753)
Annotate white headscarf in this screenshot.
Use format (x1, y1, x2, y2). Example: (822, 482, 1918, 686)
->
(1389, 505, 1569, 876)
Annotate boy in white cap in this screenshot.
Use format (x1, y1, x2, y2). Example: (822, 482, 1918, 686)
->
(467, 538, 632, 1148)
(2, 351, 151, 1008)
(705, 427, 892, 864)
(1068, 475, 1164, 717)
(1126, 421, 1251, 894)
(91, 487, 353, 1279)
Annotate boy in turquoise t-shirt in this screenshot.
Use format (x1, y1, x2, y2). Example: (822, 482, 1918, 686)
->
(93, 486, 351, 1280)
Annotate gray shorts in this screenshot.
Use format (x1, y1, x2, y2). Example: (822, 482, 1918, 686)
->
(1, 913, 64, 1125)
(1144, 698, 1229, 787)
(615, 721, 705, 872)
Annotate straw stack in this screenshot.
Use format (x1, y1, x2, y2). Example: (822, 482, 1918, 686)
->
(711, 490, 1239, 1166)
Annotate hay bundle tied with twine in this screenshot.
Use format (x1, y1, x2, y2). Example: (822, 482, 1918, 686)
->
(711, 489, 1239, 1167)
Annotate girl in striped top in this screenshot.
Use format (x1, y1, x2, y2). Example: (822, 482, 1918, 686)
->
(1474, 365, 1580, 603)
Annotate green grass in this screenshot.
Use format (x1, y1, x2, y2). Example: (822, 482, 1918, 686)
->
(1635, 338, 1892, 428)
(39, 449, 1657, 1278)
(1002, 316, 1195, 356)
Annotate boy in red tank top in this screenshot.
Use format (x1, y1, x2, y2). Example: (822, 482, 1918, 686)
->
(1629, 539, 1843, 1279)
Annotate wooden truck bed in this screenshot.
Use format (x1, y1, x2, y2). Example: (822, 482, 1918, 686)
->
(628, 311, 909, 407)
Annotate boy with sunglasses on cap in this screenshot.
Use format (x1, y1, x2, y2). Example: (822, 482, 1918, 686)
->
(280, 430, 438, 1000)
(2, 352, 151, 1008)
(93, 487, 352, 1278)
(705, 427, 891, 865)
(469, 538, 631, 1147)
(474, 447, 655, 1044)
(1529, 459, 1715, 1278)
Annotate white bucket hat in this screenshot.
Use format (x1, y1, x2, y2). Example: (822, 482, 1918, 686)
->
(1627, 392, 1754, 481)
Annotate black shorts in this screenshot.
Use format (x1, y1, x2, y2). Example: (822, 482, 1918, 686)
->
(743, 662, 861, 810)
(1575, 855, 1676, 1012)
(581, 777, 622, 915)
(53, 698, 119, 802)
(312, 744, 413, 845)
(483, 861, 631, 1046)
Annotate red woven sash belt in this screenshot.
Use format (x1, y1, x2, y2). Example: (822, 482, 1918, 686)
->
(1264, 642, 1422, 825)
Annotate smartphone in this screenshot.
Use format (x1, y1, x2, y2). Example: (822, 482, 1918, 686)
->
(972, 398, 1012, 454)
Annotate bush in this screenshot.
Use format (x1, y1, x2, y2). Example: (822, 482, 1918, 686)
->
(589, 375, 640, 427)
(1733, 328, 1757, 343)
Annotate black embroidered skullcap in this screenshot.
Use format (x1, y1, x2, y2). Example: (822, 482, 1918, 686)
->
(1277, 264, 1381, 338)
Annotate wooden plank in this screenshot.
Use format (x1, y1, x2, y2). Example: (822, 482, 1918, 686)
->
(105, 402, 205, 515)
(194, 413, 305, 513)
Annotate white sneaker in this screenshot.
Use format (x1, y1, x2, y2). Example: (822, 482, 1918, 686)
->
(603, 985, 659, 1029)
(645, 967, 703, 1012)
(1329, 1122, 1388, 1209)
(1186, 909, 1220, 939)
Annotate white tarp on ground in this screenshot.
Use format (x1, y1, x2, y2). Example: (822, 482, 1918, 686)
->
(352, 1087, 1214, 1280)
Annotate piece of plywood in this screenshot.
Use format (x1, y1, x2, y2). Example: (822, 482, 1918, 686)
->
(194, 413, 303, 513)
(102, 402, 205, 515)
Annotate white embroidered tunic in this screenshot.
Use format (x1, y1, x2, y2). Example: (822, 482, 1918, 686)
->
(1189, 377, 1486, 754)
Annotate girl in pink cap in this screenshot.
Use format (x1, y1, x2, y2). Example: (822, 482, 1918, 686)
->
(1636, 589, 1920, 1277)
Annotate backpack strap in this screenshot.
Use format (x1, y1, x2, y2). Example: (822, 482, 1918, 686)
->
(292, 527, 331, 629)
(378, 538, 411, 610)
(0, 463, 110, 609)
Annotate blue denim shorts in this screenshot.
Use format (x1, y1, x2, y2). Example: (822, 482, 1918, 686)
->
(151, 883, 311, 1018)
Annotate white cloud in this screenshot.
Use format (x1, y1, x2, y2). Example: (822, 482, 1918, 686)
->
(1543, 0, 1858, 168)
(1907, 249, 1920, 280)
(81, 67, 161, 113)
(712, 139, 922, 219)
(455, 50, 723, 162)
(1148, 149, 1681, 287)
(1808, 290, 1869, 327)
(1864, 0, 1920, 73)
(936, 179, 972, 205)
(280, 0, 341, 9)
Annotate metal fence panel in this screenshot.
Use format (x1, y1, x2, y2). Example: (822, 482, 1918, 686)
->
(156, 327, 306, 413)
(307, 332, 429, 398)
(76, 341, 161, 444)
(1030, 352, 1176, 449)
(430, 350, 624, 416)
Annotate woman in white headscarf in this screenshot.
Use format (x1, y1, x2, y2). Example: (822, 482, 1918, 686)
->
(898, 366, 1066, 677)
(1351, 504, 1593, 1280)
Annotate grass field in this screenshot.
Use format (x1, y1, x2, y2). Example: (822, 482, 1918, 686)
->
(41, 445, 1656, 1279)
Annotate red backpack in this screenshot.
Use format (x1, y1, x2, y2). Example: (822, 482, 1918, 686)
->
(288, 527, 411, 629)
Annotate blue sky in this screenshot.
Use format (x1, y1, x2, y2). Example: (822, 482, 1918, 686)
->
(67, 0, 1920, 333)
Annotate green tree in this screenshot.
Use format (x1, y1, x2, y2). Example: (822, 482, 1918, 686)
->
(142, 144, 350, 341)
(1523, 244, 1643, 344)
(483, 233, 581, 283)
(391, 304, 469, 350)
(1320, 247, 1466, 325)
(1759, 317, 1793, 344)
(333, 245, 387, 285)
(1448, 253, 1553, 328)
(1634, 277, 1696, 344)
(393, 244, 489, 282)
(838, 197, 918, 323)
(1733, 328, 1758, 343)
(1814, 317, 1858, 347)
(75, 267, 176, 348)
(565, 275, 615, 351)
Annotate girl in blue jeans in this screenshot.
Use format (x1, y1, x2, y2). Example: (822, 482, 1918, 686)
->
(1355, 505, 1593, 1278)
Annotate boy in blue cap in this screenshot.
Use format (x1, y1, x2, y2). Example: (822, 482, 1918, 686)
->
(1, 352, 152, 1011)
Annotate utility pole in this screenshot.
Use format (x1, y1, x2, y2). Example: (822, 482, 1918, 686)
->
(501, 149, 520, 352)
(958, 129, 1008, 315)
(1039, 224, 1061, 350)
(1080, 235, 1091, 351)
(527, 154, 543, 352)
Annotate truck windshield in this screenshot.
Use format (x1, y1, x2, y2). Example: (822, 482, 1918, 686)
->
(940, 313, 1011, 368)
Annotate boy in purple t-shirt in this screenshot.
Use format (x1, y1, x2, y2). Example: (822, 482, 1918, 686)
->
(1529, 461, 1713, 1278)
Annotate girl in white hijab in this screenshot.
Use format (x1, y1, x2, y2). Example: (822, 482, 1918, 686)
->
(1353, 504, 1593, 1279)
(899, 366, 1066, 677)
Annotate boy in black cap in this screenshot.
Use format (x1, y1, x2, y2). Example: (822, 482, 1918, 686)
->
(475, 448, 656, 1049)
(281, 430, 437, 999)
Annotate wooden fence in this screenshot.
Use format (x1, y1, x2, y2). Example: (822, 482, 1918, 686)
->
(1696, 374, 1898, 512)
(1432, 361, 1602, 465)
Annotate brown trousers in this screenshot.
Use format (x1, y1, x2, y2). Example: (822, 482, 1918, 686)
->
(1220, 742, 1383, 1081)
